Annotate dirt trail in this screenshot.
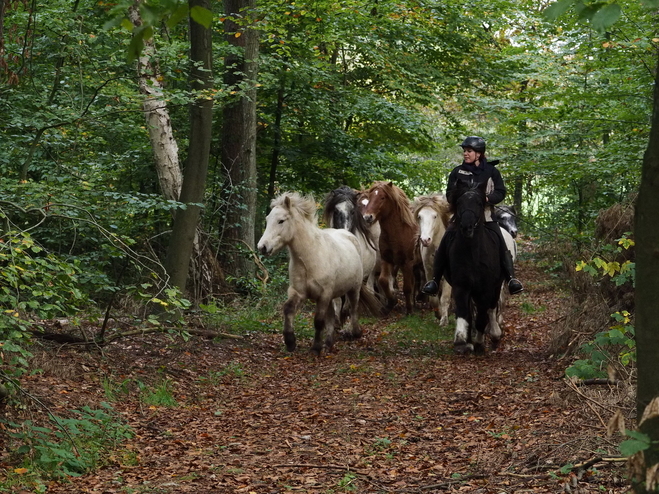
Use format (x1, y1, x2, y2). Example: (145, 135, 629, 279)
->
(20, 256, 629, 493)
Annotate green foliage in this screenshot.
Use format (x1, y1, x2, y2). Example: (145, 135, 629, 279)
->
(336, 472, 358, 492)
(2, 403, 132, 483)
(566, 310, 635, 380)
(575, 235, 635, 287)
(566, 236, 636, 380)
(0, 227, 93, 381)
(619, 429, 652, 457)
(137, 379, 178, 407)
(383, 312, 453, 352)
(197, 363, 246, 386)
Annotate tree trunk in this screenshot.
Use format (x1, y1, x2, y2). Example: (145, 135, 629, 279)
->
(267, 82, 285, 207)
(163, 0, 213, 291)
(633, 48, 659, 494)
(220, 0, 259, 278)
(128, 4, 182, 201)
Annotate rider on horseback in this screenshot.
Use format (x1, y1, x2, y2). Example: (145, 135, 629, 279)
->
(422, 136, 524, 296)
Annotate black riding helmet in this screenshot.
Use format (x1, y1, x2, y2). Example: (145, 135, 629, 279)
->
(460, 136, 486, 153)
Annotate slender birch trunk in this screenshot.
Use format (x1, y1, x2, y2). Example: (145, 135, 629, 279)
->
(128, 5, 182, 201)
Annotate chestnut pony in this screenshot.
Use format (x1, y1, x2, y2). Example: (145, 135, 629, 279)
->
(361, 181, 419, 314)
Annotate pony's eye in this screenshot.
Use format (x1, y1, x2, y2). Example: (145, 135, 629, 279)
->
(278, 219, 285, 224)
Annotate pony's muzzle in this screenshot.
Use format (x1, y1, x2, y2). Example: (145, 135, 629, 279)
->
(363, 214, 375, 224)
(257, 244, 271, 256)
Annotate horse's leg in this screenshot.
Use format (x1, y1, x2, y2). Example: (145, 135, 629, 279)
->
(424, 253, 450, 325)
(323, 300, 337, 353)
(473, 307, 490, 355)
(283, 291, 304, 352)
(487, 306, 502, 351)
(332, 297, 343, 330)
(378, 262, 397, 311)
(312, 296, 333, 355)
(345, 286, 362, 340)
(453, 288, 473, 355)
(401, 262, 415, 314)
(439, 279, 452, 326)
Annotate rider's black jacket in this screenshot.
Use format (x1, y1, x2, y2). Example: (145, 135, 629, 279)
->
(445, 159, 506, 206)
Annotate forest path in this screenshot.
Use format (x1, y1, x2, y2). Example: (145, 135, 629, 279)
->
(31, 247, 629, 494)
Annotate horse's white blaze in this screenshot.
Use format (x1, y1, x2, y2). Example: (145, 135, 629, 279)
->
(334, 201, 353, 230)
(416, 208, 438, 247)
(454, 317, 469, 344)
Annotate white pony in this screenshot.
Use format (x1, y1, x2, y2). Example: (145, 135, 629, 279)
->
(411, 194, 452, 326)
(257, 192, 380, 355)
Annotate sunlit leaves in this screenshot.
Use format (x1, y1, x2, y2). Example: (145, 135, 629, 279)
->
(544, 0, 624, 32)
(590, 3, 622, 31)
(543, 0, 576, 20)
(190, 5, 213, 28)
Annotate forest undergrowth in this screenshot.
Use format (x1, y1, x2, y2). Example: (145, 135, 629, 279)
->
(0, 240, 636, 494)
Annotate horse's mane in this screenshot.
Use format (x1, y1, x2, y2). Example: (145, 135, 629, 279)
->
(271, 191, 318, 223)
(412, 193, 452, 227)
(368, 181, 416, 228)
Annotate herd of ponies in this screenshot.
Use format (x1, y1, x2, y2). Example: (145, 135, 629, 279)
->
(257, 181, 519, 356)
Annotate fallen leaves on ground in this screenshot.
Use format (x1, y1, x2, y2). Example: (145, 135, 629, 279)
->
(5, 252, 631, 494)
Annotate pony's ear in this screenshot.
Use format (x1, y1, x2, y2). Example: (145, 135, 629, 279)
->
(284, 195, 292, 209)
(510, 205, 517, 215)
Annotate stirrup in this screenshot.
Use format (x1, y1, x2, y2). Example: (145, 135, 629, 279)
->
(422, 280, 439, 295)
(508, 278, 523, 295)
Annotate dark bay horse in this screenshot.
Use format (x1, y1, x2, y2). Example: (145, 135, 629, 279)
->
(446, 181, 504, 354)
(361, 181, 419, 314)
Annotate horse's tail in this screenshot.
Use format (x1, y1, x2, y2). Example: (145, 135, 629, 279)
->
(359, 284, 385, 318)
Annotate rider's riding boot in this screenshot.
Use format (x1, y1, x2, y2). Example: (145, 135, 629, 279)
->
(503, 249, 523, 295)
(422, 279, 439, 295)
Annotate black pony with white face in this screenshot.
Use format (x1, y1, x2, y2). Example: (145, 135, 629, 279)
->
(323, 186, 380, 293)
(494, 205, 518, 238)
(446, 180, 505, 355)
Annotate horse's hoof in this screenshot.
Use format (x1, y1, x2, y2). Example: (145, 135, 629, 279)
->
(490, 339, 501, 351)
(344, 327, 362, 340)
(284, 335, 296, 352)
(439, 316, 449, 326)
(473, 343, 485, 355)
(454, 343, 473, 355)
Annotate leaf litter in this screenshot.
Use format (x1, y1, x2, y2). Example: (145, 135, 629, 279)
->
(9, 253, 631, 494)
